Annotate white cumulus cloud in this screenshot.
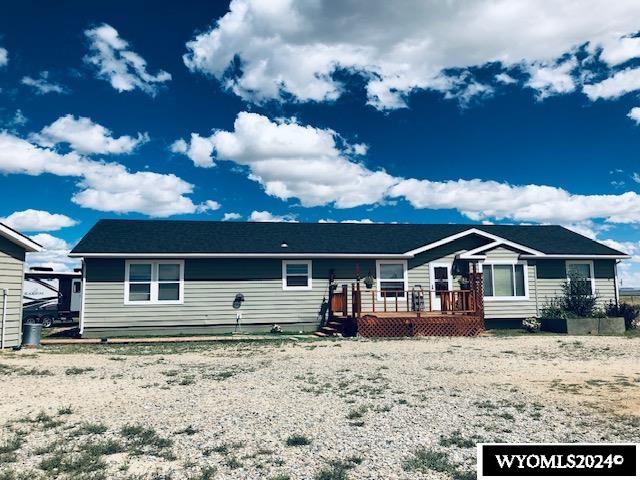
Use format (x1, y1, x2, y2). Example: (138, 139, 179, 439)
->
(249, 210, 298, 222)
(30, 114, 148, 155)
(172, 112, 640, 224)
(84, 23, 171, 96)
(21, 71, 69, 95)
(26, 234, 80, 272)
(222, 212, 242, 221)
(170, 134, 215, 168)
(1, 209, 77, 232)
(0, 47, 7, 67)
(171, 112, 397, 208)
(627, 107, 640, 124)
(0, 131, 213, 217)
(583, 66, 640, 100)
(196, 200, 222, 213)
(526, 57, 577, 100)
(183, 0, 640, 109)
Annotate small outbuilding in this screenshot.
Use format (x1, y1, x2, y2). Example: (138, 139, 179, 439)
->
(0, 222, 42, 349)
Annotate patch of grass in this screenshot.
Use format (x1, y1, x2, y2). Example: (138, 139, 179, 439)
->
(0, 437, 22, 455)
(285, 435, 311, 447)
(188, 466, 217, 480)
(65, 367, 94, 375)
(496, 412, 515, 421)
(21, 411, 64, 429)
(474, 400, 497, 410)
(0, 364, 52, 376)
(57, 406, 73, 415)
(119, 424, 173, 458)
(176, 425, 198, 436)
(439, 431, 481, 448)
(403, 448, 475, 479)
(179, 376, 196, 386)
(403, 448, 452, 473)
(79, 439, 125, 456)
(16, 367, 53, 376)
(0, 435, 23, 464)
(346, 405, 368, 420)
(315, 458, 361, 480)
(0, 469, 40, 480)
(225, 456, 243, 469)
(39, 450, 107, 477)
(73, 422, 108, 436)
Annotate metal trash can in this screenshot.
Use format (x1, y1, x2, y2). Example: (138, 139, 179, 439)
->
(22, 322, 43, 347)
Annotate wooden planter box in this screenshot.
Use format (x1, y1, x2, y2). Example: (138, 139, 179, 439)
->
(540, 317, 625, 335)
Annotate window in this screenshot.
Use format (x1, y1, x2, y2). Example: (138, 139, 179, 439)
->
(125, 261, 184, 304)
(566, 260, 594, 295)
(282, 261, 312, 290)
(483, 262, 527, 299)
(376, 260, 408, 298)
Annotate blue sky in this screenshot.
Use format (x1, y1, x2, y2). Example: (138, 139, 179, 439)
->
(2, 1, 640, 284)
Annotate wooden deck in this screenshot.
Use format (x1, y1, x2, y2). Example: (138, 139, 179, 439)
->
(318, 271, 486, 337)
(359, 310, 475, 318)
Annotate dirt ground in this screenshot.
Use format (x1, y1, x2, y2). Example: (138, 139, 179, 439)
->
(1, 334, 639, 479)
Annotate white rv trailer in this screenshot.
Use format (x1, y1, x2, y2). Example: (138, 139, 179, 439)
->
(23, 268, 82, 327)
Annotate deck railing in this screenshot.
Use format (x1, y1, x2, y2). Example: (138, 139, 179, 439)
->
(328, 272, 484, 320)
(368, 288, 476, 314)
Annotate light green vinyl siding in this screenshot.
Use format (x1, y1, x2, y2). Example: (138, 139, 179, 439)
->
(0, 236, 26, 348)
(535, 259, 617, 311)
(481, 247, 537, 319)
(83, 258, 377, 336)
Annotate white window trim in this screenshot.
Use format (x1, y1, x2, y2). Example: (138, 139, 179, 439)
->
(124, 260, 184, 305)
(481, 260, 529, 301)
(376, 259, 409, 300)
(566, 260, 595, 295)
(282, 260, 313, 291)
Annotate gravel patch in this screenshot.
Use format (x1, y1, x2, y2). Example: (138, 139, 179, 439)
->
(0, 335, 638, 479)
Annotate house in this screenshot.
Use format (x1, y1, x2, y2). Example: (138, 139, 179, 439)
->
(0, 223, 42, 349)
(69, 220, 629, 338)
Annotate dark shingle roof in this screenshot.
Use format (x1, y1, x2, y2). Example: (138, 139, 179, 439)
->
(70, 220, 627, 257)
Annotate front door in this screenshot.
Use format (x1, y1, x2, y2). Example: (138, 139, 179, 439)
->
(429, 263, 452, 311)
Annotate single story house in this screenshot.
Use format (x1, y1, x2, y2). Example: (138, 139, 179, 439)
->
(0, 222, 42, 349)
(69, 220, 629, 338)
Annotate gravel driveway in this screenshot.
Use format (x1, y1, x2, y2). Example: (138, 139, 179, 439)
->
(1, 335, 638, 479)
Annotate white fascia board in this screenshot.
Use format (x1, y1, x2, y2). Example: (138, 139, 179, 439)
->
(521, 254, 631, 259)
(0, 224, 43, 252)
(404, 228, 545, 257)
(68, 252, 413, 259)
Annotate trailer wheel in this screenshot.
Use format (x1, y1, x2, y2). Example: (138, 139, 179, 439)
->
(41, 316, 54, 328)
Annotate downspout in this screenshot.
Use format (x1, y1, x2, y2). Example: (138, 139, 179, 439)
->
(533, 263, 539, 317)
(614, 260, 620, 305)
(1, 288, 8, 349)
(79, 259, 86, 335)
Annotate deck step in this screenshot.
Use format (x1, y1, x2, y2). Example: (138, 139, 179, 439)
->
(313, 331, 328, 337)
(320, 326, 338, 334)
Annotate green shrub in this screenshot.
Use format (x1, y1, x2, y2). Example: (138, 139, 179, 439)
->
(605, 301, 640, 330)
(560, 273, 597, 317)
(539, 298, 566, 320)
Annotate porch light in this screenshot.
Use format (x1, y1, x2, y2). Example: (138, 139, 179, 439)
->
(363, 272, 374, 289)
(280, 240, 288, 248)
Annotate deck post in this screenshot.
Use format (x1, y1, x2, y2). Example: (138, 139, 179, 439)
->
(372, 290, 375, 313)
(341, 284, 348, 317)
(328, 283, 335, 324)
